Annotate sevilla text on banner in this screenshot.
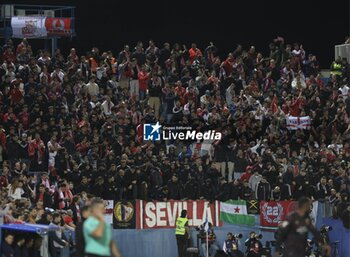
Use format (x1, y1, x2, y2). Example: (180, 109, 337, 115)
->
(138, 200, 221, 229)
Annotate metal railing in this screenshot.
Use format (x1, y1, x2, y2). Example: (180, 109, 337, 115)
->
(0, 4, 76, 40)
(335, 43, 350, 61)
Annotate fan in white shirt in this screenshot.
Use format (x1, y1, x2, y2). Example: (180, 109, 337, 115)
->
(339, 84, 350, 99)
(50, 67, 65, 82)
(101, 96, 115, 116)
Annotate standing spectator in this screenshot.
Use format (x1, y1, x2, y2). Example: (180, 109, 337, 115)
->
(316, 176, 330, 200)
(85, 75, 99, 97)
(54, 182, 73, 210)
(276, 177, 292, 200)
(138, 65, 150, 100)
(47, 135, 61, 172)
(240, 180, 253, 200)
(148, 72, 164, 119)
(234, 149, 248, 179)
(18, 133, 29, 167)
(7, 178, 24, 200)
(214, 143, 227, 180)
(28, 133, 46, 171)
(35, 184, 52, 209)
(167, 174, 182, 200)
(255, 176, 271, 201)
(0, 165, 11, 188)
(101, 96, 114, 116)
(49, 212, 69, 257)
(132, 42, 146, 66)
(249, 170, 262, 194)
(128, 58, 140, 97)
(188, 43, 203, 64)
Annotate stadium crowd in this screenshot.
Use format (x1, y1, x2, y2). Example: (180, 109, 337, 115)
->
(0, 36, 349, 238)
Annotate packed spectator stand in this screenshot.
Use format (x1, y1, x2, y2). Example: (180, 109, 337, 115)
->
(0, 36, 349, 241)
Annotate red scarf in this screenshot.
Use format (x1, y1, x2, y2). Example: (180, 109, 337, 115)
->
(28, 139, 45, 164)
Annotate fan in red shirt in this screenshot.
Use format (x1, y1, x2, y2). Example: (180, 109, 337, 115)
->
(184, 86, 198, 106)
(240, 166, 253, 182)
(188, 43, 203, 64)
(10, 83, 23, 105)
(290, 92, 307, 117)
(175, 81, 186, 105)
(28, 133, 46, 169)
(63, 211, 75, 227)
(68, 48, 79, 64)
(18, 105, 30, 130)
(0, 165, 10, 188)
(16, 38, 29, 55)
(138, 65, 150, 100)
(0, 126, 7, 153)
(2, 48, 15, 63)
(221, 53, 235, 77)
(2, 107, 17, 125)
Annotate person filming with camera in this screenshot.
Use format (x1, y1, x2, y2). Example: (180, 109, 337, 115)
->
(245, 232, 263, 257)
(197, 221, 219, 257)
(274, 197, 331, 257)
(223, 233, 244, 257)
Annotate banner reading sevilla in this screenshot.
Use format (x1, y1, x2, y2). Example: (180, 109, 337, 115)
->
(45, 18, 72, 36)
(260, 201, 297, 227)
(138, 200, 221, 229)
(11, 16, 47, 38)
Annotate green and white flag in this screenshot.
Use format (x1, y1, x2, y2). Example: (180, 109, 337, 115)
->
(220, 200, 255, 226)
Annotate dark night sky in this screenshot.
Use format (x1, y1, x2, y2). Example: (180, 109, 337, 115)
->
(7, 0, 350, 67)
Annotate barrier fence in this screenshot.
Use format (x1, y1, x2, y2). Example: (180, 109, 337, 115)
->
(335, 43, 350, 60)
(0, 199, 347, 257)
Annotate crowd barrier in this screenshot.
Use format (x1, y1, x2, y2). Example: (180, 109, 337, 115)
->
(112, 201, 348, 257)
(0, 200, 347, 257)
(322, 218, 350, 257)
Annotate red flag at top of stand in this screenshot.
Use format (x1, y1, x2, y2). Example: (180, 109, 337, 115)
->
(45, 18, 71, 37)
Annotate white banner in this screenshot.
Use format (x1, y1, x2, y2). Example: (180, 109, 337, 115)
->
(104, 200, 114, 224)
(11, 16, 47, 38)
(286, 116, 311, 130)
(310, 201, 318, 226)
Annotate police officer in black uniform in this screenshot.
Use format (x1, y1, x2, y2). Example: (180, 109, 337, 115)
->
(223, 233, 244, 257)
(274, 197, 331, 257)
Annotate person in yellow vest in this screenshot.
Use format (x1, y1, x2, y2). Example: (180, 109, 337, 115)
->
(330, 57, 343, 77)
(175, 209, 190, 257)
